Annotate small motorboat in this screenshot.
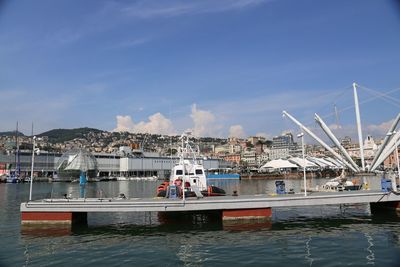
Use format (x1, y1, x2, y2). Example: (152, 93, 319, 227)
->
(321, 170, 362, 191)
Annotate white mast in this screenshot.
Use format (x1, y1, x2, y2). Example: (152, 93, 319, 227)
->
(353, 82, 365, 171)
(369, 113, 400, 171)
(371, 130, 400, 171)
(282, 111, 358, 172)
(314, 113, 360, 171)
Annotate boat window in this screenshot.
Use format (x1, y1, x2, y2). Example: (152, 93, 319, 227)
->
(195, 169, 203, 175)
(176, 170, 183, 175)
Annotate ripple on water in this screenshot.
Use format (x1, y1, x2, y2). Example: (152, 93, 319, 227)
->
(2, 181, 400, 266)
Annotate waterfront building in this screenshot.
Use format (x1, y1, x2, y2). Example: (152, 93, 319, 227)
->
(246, 136, 266, 145)
(0, 150, 59, 177)
(270, 132, 300, 159)
(257, 152, 270, 165)
(223, 153, 241, 165)
(268, 148, 290, 160)
(214, 144, 231, 155)
(340, 136, 354, 149)
(0, 147, 232, 180)
(383, 147, 400, 170)
(347, 135, 378, 167)
(272, 132, 297, 150)
(241, 150, 257, 166)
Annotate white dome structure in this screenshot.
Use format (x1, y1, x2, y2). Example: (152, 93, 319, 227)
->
(56, 149, 98, 181)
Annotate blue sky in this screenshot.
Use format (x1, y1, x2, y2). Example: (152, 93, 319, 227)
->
(1, 0, 400, 139)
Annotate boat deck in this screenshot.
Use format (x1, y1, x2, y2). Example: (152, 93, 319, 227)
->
(20, 190, 400, 213)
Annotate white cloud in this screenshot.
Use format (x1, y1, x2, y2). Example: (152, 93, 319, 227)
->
(255, 132, 271, 139)
(325, 119, 395, 140)
(366, 119, 394, 136)
(105, 37, 151, 50)
(120, 0, 269, 19)
(113, 113, 176, 135)
(113, 104, 221, 137)
(113, 115, 136, 132)
(190, 104, 221, 137)
(229, 125, 246, 138)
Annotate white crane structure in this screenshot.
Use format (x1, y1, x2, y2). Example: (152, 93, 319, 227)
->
(370, 130, 400, 172)
(368, 113, 400, 171)
(282, 111, 358, 172)
(353, 82, 366, 171)
(283, 82, 399, 174)
(314, 113, 360, 172)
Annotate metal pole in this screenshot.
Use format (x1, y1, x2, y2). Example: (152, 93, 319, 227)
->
(301, 134, 307, 196)
(353, 82, 365, 171)
(29, 137, 36, 201)
(395, 137, 400, 185)
(182, 161, 185, 203)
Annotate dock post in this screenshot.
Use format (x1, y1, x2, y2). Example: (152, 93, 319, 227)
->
(21, 212, 88, 225)
(370, 201, 400, 214)
(222, 208, 272, 221)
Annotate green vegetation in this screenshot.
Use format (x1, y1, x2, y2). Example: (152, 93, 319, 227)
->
(0, 131, 24, 137)
(38, 127, 104, 143)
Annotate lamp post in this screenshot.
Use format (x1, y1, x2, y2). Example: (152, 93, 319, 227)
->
(393, 131, 400, 187)
(297, 132, 307, 196)
(387, 131, 399, 191)
(29, 136, 40, 201)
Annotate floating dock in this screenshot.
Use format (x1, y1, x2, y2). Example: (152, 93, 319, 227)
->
(20, 190, 400, 225)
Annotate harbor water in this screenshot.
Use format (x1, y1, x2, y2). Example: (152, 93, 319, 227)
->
(1, 177, 400, 266)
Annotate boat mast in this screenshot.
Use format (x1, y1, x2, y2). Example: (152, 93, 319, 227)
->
(16, 121, 20, 177)
(180, 133, 186, 202)
(353, 82, 365, 171)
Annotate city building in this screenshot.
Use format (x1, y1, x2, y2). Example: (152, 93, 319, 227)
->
(223, 153, 241, 165)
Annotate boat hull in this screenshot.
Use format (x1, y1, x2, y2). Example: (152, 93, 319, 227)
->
(156, 184, 226, 198)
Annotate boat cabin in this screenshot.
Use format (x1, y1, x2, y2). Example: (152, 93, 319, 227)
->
(170, 160, 207, 191)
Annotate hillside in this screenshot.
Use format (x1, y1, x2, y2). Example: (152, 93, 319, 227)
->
(0, 131, 25, 137)
(38, 127, 104, 143)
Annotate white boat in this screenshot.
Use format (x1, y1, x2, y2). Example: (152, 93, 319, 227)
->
(156, 131, 226, 198)
(321, 170, 361, 191)
(128, 176, 158, 181)
(6, 174, 21, 183)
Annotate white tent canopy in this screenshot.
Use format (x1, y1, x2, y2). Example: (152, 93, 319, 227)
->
(324, 157, 345, 168)
(288, 157, 319, 168)
(260, 159, 299, 170)
(308, 157, 338, 169)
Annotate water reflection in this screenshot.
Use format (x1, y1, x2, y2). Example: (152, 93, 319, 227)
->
(3, 177, 400, 267)
(364, 232, 375, 265)
(305, 236, 314, 267)
(19, 208, 400, 238)
(17, 205, 400, 267)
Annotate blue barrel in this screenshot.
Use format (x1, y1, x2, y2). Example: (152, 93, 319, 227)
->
(168, 185, 178, 199)
(275, 180, 286, 194)
(381, 178, 392, 192)
(79, 171, 87, 185)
